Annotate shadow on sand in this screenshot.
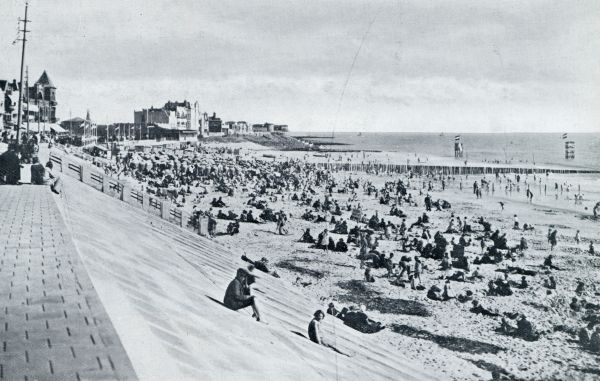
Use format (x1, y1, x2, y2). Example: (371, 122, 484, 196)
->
(391, 324, 505, 354)
(275, 259, 328, 279)
(336, 280, 432, 317)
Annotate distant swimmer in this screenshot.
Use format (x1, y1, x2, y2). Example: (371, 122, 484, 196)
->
(498, 202, 505, 211)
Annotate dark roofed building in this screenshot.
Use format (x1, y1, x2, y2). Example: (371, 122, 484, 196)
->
(27, 70, 57, 123)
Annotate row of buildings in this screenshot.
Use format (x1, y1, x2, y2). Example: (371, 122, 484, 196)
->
(132, 102, 288, 141)
(2, 70, 288, 145)
(0, 71, 58, 131)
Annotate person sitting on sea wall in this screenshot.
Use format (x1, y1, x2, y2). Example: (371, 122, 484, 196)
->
(30, 156, 46, 185)
(223, 267, 261, 322)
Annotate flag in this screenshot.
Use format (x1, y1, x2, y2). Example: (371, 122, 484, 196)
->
(454, 135, 461, 141)
(562, 133, 567, 139)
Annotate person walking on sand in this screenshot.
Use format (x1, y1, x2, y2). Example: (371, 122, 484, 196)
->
(575, 230, 581, 245)
(549, 229, 558, 251)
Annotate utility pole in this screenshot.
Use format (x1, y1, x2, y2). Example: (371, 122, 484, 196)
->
(25, 66, 30, 136)
(15, 2, 30, 151)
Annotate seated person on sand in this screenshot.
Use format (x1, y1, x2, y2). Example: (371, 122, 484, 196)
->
(246, 210, 261, 223)
(543, 255, 561, 270)
(588, 327, 600, 352)
(226, 221, 240, 235)
(447, 271, 466, 282)
(241, 255, 279, 277)
(332, 220, 348, 234)
(335, 238, 348, 252)
(327, 302, 340, 317)
(518, 236, 528, 253)
(442, 280, 455, 300)
(458, 234, 471, 247)
(515, 276, 528, 289)
(570, 297, 582, 312)
(427, 285, 443, 301)
(300, 228, 316, 243)
(478, 217, 492, 232)
(445, 218, 459, 234)
(590, 242, 596, 255)
(467, 267, 484, 281)
(470, 300, 500, 317)
(308, 310, 326, 344)
(522, 223, 534, 231)
(341, 305, 385, 334)
(364, 268, 375, 283)
(315, 229, 329, 249)
(223, 267, 261, 321)
(515, 314, 540, 341)
(421, 228, 432, 241)
(462, 219, 473, 234)
(408, 216, 424, 231)
(499, 317, 517, 335)
(543, 276, 557, 290)
(457, 290, 474, 303)
(327, 237, 336, 251)
(488, 278, 513, 296)
(308, 310, 349, 355)
(390, 205, 406, 218)
(440, 252, 452, 271)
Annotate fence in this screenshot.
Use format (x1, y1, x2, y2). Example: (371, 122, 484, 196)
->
(314, 162, 599, 176)
(49, 149, 199, 236)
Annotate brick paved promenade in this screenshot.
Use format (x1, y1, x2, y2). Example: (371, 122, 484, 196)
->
(0, 185, 137, 381)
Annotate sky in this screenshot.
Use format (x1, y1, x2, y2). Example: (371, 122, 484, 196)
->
(1, 0, 599, 133)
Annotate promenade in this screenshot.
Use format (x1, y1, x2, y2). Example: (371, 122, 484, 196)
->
(0, 185, 137, 380)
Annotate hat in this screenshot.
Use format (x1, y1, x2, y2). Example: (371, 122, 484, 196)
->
(313, 310, 324, 318)
(328, 302, 335, 307)
(236, 267, 259, 278)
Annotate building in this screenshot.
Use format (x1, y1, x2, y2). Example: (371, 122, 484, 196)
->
(0, 80, 18, 129)
(252, 123, 274, 133)
(223, 121, 250, 135)
(27, 71, 57, 123)
(198, 112, 209, 137)
(0, 71, 58, 131)
(207, 112, 222, 135)
(273, 124, 289, 133)
(134, 100, 198, 141)
(59, 110, 97, 146)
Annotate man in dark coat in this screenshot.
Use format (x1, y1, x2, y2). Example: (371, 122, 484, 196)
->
(0, 148, 21, 184)
(224, 268, 261, 321)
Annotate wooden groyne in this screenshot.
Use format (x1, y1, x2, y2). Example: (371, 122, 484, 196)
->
(314, 162, 600, 175)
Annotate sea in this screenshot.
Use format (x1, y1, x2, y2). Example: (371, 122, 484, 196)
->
(292, 132, 600, 170)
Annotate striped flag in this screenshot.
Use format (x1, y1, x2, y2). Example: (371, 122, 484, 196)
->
(454, 135, 461, 141)
(562, 133, 568, 139)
